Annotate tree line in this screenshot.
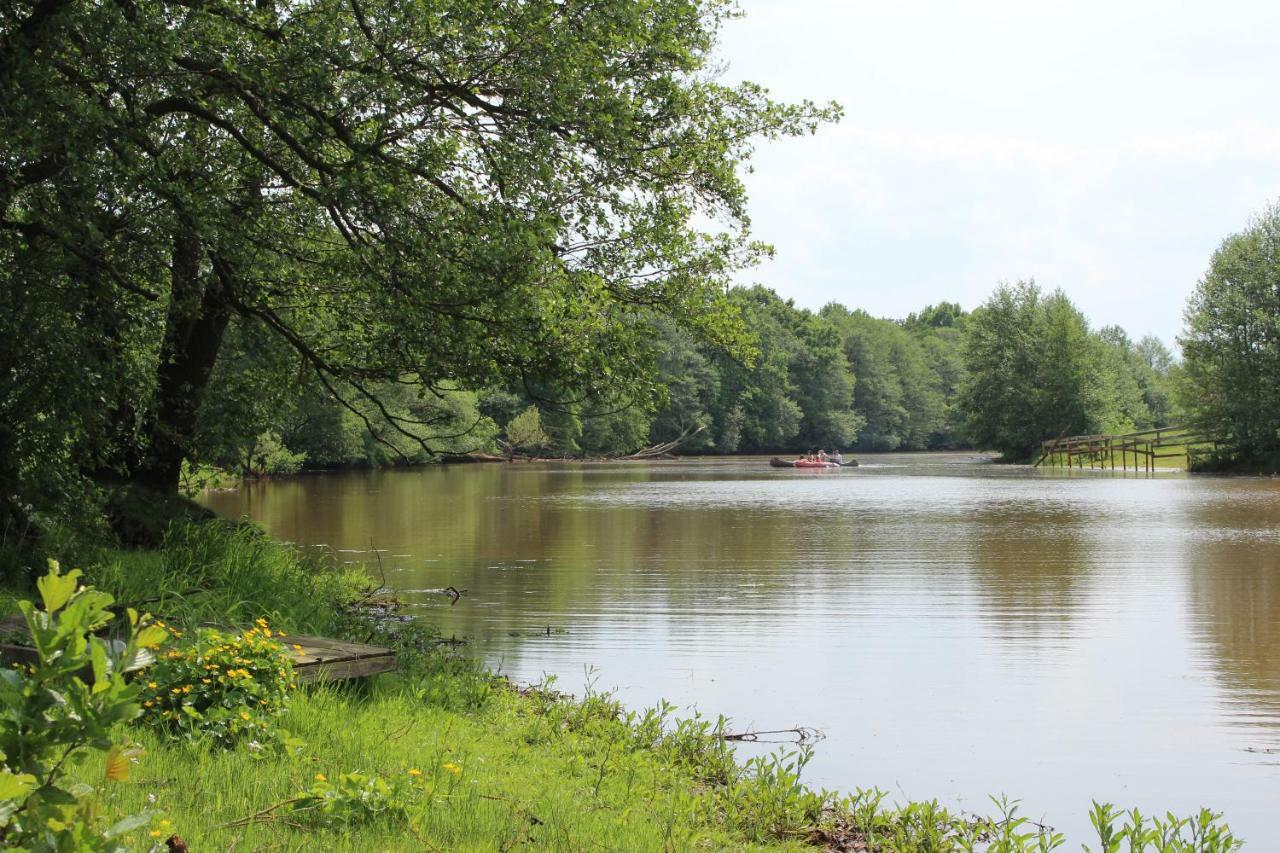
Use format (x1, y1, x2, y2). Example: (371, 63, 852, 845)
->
(182, 280, 1183, 475)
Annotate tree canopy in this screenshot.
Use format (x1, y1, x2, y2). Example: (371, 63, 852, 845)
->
(1, 0, 837, 533)
(1180, 203, 1280, 469)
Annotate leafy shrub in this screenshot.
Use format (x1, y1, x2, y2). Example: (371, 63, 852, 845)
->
(0, 562, 165, 850)
(139, 620, 295, 748)
(291, 770, 421, 829)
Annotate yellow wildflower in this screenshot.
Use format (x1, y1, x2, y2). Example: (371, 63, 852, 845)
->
(147, 682, 158, 689)
(315, 773, 326, 782)
(442, 762, 461, 776)
(408, 768, 422, 777)
(240, 711, 251, 721)
(149, 830, 162, 839)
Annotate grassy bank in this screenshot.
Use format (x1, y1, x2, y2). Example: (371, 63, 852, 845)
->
(1, 522, 1245, 851)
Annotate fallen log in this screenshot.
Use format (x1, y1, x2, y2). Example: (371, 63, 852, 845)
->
(613, 425, 705, 460)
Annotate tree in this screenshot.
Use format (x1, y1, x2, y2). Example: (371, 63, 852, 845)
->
(1180, 204, 1280, 469)
(504, 407, 549, 457)
(709, 287, 858, 452)
(959, 281, 1110, 460)
(647, 318, 720, 451)
(822, 306, 939, 451)
(1093, 326, 1154, 433)
(1, 0, 838, 533)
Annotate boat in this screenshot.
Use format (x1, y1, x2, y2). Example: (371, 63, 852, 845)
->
(769, 456, 858, 468)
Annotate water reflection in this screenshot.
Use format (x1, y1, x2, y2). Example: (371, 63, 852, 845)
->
(203, 455, 1280, 842)
(1185, 483, 1280, 746)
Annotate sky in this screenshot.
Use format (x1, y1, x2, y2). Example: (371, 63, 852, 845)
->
(717, 0, 1280, 346)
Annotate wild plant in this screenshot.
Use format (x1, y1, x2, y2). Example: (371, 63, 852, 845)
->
(719, 744, 834, 841)
(1082, 801, 1242, 853)
(0, 562, 169, 850)
(138, 620, 295, 748)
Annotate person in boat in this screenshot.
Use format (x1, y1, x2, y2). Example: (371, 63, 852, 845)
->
(818, 449, 827, 462)
(834, 449, 844, 465)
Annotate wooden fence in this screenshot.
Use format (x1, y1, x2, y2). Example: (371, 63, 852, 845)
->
(1034, 425, 1217, 472)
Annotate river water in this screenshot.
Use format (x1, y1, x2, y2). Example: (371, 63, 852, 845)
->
(202, 453, 1280, 843)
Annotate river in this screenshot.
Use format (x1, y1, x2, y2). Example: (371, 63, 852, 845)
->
(202, 453, 1280, 843)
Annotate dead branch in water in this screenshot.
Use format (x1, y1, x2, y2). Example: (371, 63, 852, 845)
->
(721, 726, 824, 744)
(612, 425, 705, 460)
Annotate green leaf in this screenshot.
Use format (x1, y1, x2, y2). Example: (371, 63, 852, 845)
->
(133, 625, 169, 651)
(0, 770, 36, 800)
(37, 565, 81, 615)
(103, 810, 153, 839)
(90, 638, 110, 690)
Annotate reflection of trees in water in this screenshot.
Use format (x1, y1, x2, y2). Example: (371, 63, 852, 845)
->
(208, 465, 886, 650)
(962, 505, 1096, 644)
(423, 488, 883, 657)
(1189, 539, 1280, 721)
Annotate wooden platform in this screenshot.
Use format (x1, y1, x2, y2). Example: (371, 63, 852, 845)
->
(278, 633, 397, 684)
(0, 615, 396, 685)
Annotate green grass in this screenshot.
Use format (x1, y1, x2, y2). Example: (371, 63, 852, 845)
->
(89, 520, 373, 636)
(78, 673, 797, 851)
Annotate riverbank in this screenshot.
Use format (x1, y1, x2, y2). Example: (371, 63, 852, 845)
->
(1, 521, 1246, 850)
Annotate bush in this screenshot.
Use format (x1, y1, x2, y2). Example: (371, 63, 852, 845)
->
(139, 621, 295, 748)
(0, 562, 165, 850)
(290, 770, 422, 829)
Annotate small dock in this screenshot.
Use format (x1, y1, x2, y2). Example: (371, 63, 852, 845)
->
(280, 633, 397, 684)
(0, 616, 395, 685)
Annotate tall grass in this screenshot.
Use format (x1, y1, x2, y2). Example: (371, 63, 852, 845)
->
(89, 520, 372, 634)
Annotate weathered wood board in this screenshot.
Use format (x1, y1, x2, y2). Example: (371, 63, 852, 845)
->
(276, 633, 398, 684)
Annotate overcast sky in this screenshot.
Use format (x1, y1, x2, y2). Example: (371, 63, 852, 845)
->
(717, 0, 1280, 346)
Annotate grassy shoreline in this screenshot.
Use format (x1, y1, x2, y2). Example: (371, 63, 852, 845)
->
(2, 522, 1246, 851)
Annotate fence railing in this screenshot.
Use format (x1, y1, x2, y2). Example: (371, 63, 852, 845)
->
(1034, 426, 1217, 472)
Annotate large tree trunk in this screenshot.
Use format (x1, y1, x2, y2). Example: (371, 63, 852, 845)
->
(132, 229, 230, 493)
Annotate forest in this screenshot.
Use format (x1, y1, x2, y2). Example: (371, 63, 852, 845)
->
(185, 281, 1182, 478)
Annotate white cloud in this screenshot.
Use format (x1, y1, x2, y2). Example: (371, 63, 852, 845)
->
(719, 1, 1280, 343)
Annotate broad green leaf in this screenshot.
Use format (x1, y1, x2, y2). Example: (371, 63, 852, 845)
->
(133, 625, 169, 650)
(89, 638, 110, 690)
(37, 566, 81, 614)
(103, 811, 153, 839)
(0, 770, 36, 800)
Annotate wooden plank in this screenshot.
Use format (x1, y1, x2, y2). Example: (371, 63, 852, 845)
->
(294, 653, 398, 685)
(275, 632, 397, 684)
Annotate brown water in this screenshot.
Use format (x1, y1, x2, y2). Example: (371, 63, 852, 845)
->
(202, 453, 1280, 843)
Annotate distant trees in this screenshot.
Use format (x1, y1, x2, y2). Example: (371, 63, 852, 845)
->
(957, 282, 1182, 461)
(960, 283, 1105, 460)
(174, 280, 1189, 467)
(1180, 204, 1280, 469)
(821, 305, 963, 450)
